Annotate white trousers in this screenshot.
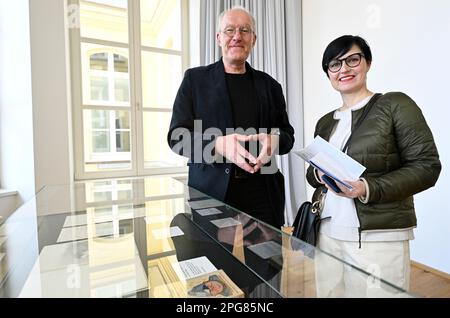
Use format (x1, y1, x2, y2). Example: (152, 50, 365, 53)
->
(315, 233, 411, 298)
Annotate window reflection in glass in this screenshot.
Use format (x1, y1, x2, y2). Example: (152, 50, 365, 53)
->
(92, 131, 110, 153)
(92, 110, 109, 129)
(90, 53, 108, 71)
(114, 54, 128, 73)
(114, 79, 129, 102)
(90, 76, 109, 101)
(83, 110, 132, 171)
(116, 131, 130, 152)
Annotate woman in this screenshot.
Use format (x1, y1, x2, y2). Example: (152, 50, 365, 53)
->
(307, 35, 441, 297)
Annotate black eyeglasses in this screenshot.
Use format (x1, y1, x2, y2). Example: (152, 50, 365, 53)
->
(327, 53, 365, 73)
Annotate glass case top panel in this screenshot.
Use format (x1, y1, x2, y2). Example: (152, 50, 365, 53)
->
(0, 176, 413, 298)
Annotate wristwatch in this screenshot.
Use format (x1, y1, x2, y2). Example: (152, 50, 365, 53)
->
(270, 128, 280, 136)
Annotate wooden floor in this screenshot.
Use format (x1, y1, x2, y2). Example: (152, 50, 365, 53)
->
(281, 227, 450, 298)
(410, 262, 450, 298)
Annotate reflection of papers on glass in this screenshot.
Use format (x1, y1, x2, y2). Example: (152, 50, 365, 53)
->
(210, 218, 241, 229)
(144, 215, 174, 224)
(63, 214, 88, 227)
(175, 256, 217, 280)
(57, 222, 115, 243)
(188, 199, 224, 210)
(294, 136, 366, 189)
(195, 208, 223, 217)
(247, 241, 282, 260)
(152, 226, 184, 240)
(63, 206, 145, 228)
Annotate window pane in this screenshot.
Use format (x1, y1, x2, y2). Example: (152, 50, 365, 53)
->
(80, 0, 128, 44)
(114, 54, 128, 73)
(92, 110, 109, 129)
(93, 191, 112, 202)
(115, 111, 130, 129)
(141, 0, 181, 50)
(83, 109, 132, 172)
(81, 43, 130, 107)
(114, 79, 129, 103)
(90, 53, 108, 71)
(117, 190, 132, 201)
(116, 131, 130, 152)
(143, 111, 187, 168)
(92, 131, 110, 152)
(90, 76, 109, 101)
(141, 52, 181, 109)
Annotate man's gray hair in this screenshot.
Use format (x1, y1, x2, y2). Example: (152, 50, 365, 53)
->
(217, 5, 256, 34)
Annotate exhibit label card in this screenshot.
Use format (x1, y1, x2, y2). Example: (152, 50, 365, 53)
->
(175, 256, 217, 280)
(188, 199, 223, 210)
(210, 217, 241, 228)
(195, 208, 223, 217)
(151, 226, 184, 239)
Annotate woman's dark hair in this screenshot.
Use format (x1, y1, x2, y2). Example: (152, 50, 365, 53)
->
(322, 35, 372, 77)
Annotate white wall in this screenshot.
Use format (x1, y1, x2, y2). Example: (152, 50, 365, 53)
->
(0, 0, 36, 205)
(303, 0, 450, 274)
(29, 0, 74, 193)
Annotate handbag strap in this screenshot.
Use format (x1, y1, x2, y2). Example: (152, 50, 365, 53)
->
(342, 93, 383, 153)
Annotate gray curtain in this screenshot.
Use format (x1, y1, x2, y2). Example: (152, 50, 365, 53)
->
(199, 0, 306, 225)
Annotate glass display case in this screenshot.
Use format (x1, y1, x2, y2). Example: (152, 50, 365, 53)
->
(0, 176, 412, 298)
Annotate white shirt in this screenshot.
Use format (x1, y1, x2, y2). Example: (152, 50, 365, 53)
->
(319, 95, 414, 242)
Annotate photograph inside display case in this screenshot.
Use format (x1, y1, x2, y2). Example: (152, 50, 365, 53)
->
(148, 255, 244, 298)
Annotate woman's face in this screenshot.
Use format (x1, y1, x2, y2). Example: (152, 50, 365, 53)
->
(327, 44, 371, 95)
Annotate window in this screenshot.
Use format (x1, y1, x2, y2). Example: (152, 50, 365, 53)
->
(70, 0, 189, 179)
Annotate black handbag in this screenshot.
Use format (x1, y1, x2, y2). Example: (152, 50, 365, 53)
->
(292, 190, 326, 246)
(292, 93, 384, 247)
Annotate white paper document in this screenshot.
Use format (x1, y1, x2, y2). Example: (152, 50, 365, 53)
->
(210, 217, 241, 228)
(151, 226, 184, 240)
(175, 256, 217, 280)
(187, 199, 224, 210)
(294, 136, 366, 189)
(247, 241, 283, 260)
(195, 208, 223, 217)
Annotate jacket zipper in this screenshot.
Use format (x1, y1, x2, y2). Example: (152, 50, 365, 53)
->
(355, 201, 363, 249)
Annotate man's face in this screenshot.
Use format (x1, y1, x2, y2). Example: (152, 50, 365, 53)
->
(216, 10, 256, 66)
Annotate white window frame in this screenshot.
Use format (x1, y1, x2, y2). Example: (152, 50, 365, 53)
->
(70, 0, 189, 180)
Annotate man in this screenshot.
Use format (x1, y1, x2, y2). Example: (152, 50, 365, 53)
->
(167, 6, 294, 228)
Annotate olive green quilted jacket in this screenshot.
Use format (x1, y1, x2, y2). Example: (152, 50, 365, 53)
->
(306, 92, 441, 231)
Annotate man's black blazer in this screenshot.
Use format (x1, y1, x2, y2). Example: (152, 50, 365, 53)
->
(168, 59, 294, 227)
